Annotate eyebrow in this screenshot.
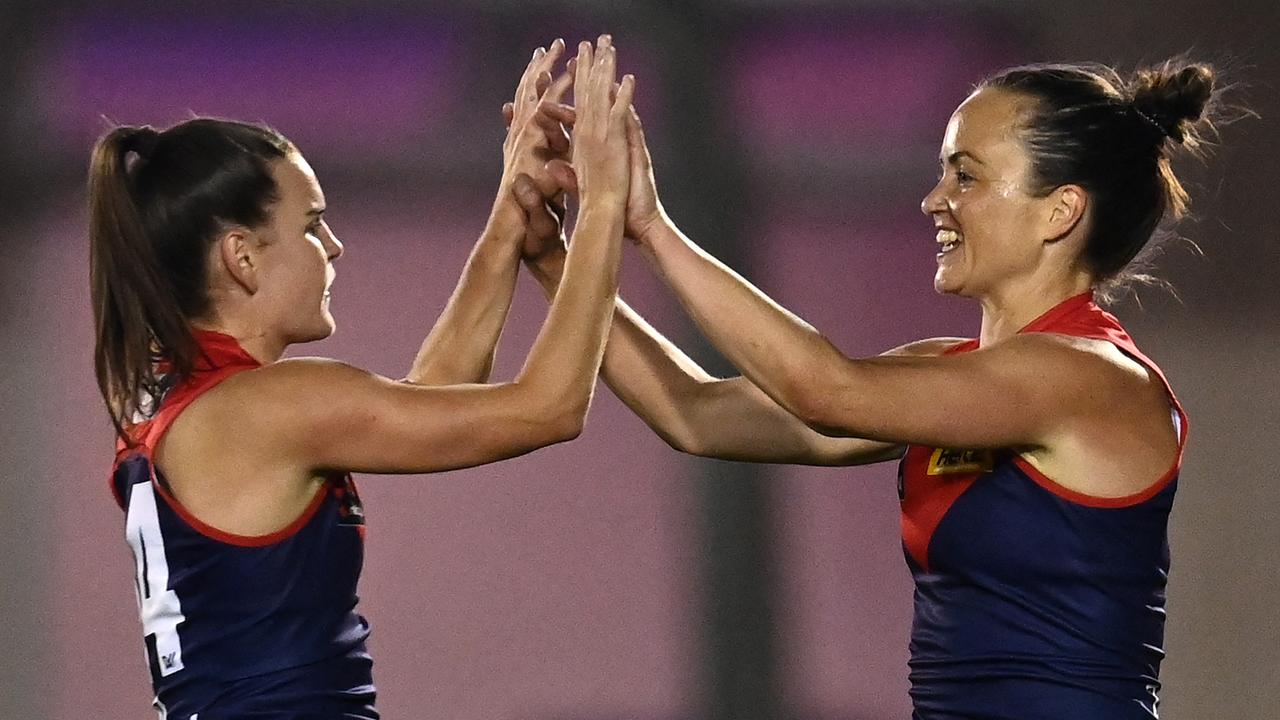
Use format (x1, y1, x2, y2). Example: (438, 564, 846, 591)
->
(940, 151, 985, 166)
(306, 208, 326, 217)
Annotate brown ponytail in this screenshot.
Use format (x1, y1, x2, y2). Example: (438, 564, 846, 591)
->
(88, 119, 293, 439)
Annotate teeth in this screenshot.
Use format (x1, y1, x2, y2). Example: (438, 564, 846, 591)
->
(936, 229, 961, 253)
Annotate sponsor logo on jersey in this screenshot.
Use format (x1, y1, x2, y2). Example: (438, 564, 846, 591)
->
(331, 475, 366, 527)
(926, 448, 995, 475)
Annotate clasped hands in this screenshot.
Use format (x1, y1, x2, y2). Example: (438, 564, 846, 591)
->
(496, 35, 668, 273)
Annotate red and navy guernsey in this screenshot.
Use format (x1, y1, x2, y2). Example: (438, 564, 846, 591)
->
(898, 292, 1186, 719)
(109, 330, 377, 720)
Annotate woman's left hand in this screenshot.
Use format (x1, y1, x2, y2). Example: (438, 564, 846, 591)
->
(499, 41, 573, 198)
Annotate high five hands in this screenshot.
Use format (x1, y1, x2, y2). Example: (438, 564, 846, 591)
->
(502, 35, 668, 266)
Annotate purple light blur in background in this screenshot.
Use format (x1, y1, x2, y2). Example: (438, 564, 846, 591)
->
(42, 10, 462, 159)
(2, 2, 1277, 719)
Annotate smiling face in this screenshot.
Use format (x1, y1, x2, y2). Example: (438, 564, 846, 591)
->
(253, 152, 344, 345)
(921, 88, 1057, 298)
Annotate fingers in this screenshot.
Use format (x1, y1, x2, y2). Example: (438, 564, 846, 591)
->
(612, 74, 635, 117)
(533, 65, 576, 154)
(624, 105, 655, 175)
(596, 38, 617, 97)
(537, 102, 576, 126)
(541, 64, 575, 107)
(526, 40, 565, 105)
(513, 173, 562, 241)
(513, 46, 546, 111)
(512, 39, 566, 124)
(533, 110, 571, 154)
(545, 158, 579, 194)
(573, 40, 593, 110)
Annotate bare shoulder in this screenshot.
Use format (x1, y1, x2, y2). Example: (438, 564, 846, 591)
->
(171, 357, 391, 454)
(1012, 333, 1158, 389)
(211, 357, 396, 410)
(1008, 334, 1179, 496)
(992, 333, 1174, 453)
(882, 336, 971, 357)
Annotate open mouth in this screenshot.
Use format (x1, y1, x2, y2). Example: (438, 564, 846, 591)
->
(936, 229, 962, 254)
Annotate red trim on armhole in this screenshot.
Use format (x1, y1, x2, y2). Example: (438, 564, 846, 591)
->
(148, 471, 330, 547)
(1012, 454, 1178, 509)
(1016, 293, 1189, 507)
(112, 332, 331, 547)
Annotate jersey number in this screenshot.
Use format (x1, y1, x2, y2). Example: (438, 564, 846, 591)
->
(125, 482, 187, 677)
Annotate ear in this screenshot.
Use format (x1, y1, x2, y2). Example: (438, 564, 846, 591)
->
(217, 228, 260, 294)
(1043, 184, 1087, 243)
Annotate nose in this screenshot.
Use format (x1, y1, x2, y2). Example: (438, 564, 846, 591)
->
(921, 178, 947, 217)
(322, 223, 344, 260)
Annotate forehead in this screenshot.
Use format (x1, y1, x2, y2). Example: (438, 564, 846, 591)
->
(940, 87, 1033, 160)
(271, 152, 325, 209)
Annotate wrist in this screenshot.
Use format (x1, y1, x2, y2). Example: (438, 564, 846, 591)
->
(637, 212, 678, 249)
(524, 249, 566, 296)
(483, 192, 525, 244)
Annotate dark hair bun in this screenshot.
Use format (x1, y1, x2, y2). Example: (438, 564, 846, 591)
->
(1131, 63, 1215, 143)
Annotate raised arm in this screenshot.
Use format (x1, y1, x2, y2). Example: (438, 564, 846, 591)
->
(405, 41, 572, 386)
(223, 39, 634, 477)
(508, 102, 929, 466)
(527, 99, 1132, 452)
(613, 109, 1132, 451)
(523, 241, 963, 465)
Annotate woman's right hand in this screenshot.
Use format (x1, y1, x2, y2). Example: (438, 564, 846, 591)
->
(520, 74, 664, 247)
(568, 36, 633, 219)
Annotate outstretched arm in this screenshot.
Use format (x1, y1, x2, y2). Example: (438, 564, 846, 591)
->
(530, 100, 1113, 451)
(232, 38, 635, 477)
(510, 104, 937, 466)
(522, 240, 963, 465)
(405, 41, 572, 386)
(615, 109, 1123, 451)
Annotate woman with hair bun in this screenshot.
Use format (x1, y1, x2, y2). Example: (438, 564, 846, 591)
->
(515, 59, 1221, 717)
(92, 38, 633, 718)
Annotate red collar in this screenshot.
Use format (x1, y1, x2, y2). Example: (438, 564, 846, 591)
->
(1017, 291, 1096, 335)
(190, 329, 262, 371)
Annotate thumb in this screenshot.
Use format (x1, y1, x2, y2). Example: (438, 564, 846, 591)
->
(545, 159, 579, 194)
(512, 173, 544, 211)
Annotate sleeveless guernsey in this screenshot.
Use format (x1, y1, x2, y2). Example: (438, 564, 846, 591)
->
(898, 292, 1186, 719)
(109, 330, 376, 719)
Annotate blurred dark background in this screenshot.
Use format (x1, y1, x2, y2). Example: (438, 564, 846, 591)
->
(1, 1, 1276, 718)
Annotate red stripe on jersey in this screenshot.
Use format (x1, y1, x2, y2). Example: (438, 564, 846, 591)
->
(900, 445, 982, 572)
(898, 292, 1188, 564)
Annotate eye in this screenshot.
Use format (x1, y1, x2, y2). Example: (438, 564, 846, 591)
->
(307, 221, 323, 237)
(956, 170, 975, 184)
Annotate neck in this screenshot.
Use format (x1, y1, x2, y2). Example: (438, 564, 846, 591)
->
(191, 317, 287, 364)
(976, 271, 1093, 346)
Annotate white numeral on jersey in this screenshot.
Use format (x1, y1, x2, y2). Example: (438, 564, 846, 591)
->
(126, 481, 186, 677)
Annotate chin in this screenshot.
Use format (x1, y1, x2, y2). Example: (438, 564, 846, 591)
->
(933, 270, 961, 295)
(289, 318, 336, 345)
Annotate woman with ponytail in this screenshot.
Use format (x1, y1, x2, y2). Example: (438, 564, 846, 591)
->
(92, 37, 633, 718)
(514, 58, 1224, 717)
